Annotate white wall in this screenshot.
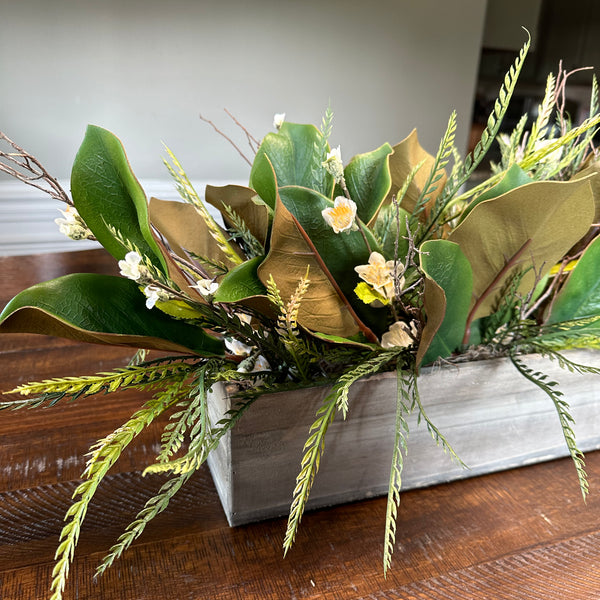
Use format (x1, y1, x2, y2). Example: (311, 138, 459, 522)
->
(0, 0, 488, 254)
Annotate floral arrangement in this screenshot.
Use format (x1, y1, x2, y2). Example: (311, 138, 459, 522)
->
(2, 38, 600, 599)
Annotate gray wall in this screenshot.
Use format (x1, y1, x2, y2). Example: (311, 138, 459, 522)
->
(0, 0, 488, 253)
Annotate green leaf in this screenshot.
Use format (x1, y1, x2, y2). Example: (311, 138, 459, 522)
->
(71, 125, 166, 271)
(249, 122, 334, 206)
(339, 143, 393, 225)
(0, 274, 223, 356)
(448, 177, 595, 320)
(213, 257, 267, 302)
(418, 240, 473, 365)
(460, 163, 531, 222)
(547, 235, 600, 326)
(308, 331, 378, 349)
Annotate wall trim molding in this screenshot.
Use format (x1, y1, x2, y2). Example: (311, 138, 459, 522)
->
(0, 178, 243, 256)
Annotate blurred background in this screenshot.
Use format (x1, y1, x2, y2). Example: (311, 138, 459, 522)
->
(1, 0, 598, 254)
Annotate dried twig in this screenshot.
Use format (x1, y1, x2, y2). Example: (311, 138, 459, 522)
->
(0, 131, 72, 205)
(199, 114, 253, 167)
(224, 109, 260, 154)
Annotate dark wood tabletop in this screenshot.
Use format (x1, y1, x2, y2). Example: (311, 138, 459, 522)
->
(1, 249, 600, 600)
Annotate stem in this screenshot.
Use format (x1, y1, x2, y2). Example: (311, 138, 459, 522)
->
(357, 222, 373, 255)
(461, 238, 533, 346)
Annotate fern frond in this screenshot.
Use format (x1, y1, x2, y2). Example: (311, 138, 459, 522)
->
(531, 316, 600, 351)
(520, 113, 600, 175)
(95, 364, 221, 575)
(413, 380, 467, 468)
(162, 145, 243, 266)
(267, 269, 313, 381)
(421, 33, 531, 241)
(220, 202, 264, 258)
(410, 111, 457, 228)
(143, 392, 258, 476)
(335, 349, 405, 418)
(96, 471, 192, 578)
(525, 73, 556, 154)
(523, 343, 600, 376)
(283, 388, 338, 556)
(49, 386, 177, 600)
(6, 361, 194, 400)
(383, 366, 413, 575)
(509, 351, 588, 500)
(185, 250, 229, 278)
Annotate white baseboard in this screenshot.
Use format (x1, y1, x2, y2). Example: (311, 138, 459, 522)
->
(0, 179, 241, 256)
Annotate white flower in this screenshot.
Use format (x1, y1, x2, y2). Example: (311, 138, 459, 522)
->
(54, 205, 93, 241)
(225, 337, 253, 357)
(143, 285, 162, 309)
(253, 355, 271, 372)
(273, 113, 286, 130)
(354, 252, 399, 300)
(192, 278, 219, 298)
(381, 321, 418, 349)
(322, 196, 358, 234)
(322, 145, 344, 183)
(118, 251, 144, 281)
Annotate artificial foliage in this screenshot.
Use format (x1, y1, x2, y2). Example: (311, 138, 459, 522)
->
(2, 37, 600, 598)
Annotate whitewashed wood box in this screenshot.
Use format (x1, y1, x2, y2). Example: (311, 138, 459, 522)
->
(207, 349, 600, 526)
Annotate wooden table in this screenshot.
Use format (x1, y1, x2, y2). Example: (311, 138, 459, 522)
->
(1, 249, 600, 599)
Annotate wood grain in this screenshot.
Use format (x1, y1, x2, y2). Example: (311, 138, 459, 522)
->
(1, 249, 600, 599)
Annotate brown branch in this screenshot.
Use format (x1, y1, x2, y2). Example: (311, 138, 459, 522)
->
(224, 109, 260, 153)
(199, 114, 252, 167)
(461, 238, 533, 346)
(0, 131, 72, 205)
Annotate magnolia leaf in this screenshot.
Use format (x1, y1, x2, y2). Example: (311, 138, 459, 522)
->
(214, 257, 267, 302)
(547, 235, 600, 326)
(0, 274, 223, 356)
(416, 276, 446, 367)
(460, 163, 531, 222)
(277, 185, 387, 335)
(338, 143, 393, 225)
(154, 299, 207, 320)
(249, 122, 334, 205)
(248, 151, 278, 209)
(148, 198, 243, 272)
(571, 161, 600, 222)
(205, 184, 270, 246)
(448, 177, 595, 320)
(71, 125, 166, 271)
(385, 129, 444, 217)
(257, 191, 364, 337)
(419, 240, 473, 365)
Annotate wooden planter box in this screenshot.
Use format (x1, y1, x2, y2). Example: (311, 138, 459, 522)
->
(207, 349, 600, 526)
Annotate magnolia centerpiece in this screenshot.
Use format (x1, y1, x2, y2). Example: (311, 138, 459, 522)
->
(2, 37, 600, 600)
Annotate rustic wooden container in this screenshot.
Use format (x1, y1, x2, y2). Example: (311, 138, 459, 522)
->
(207, 349, 600, 526)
